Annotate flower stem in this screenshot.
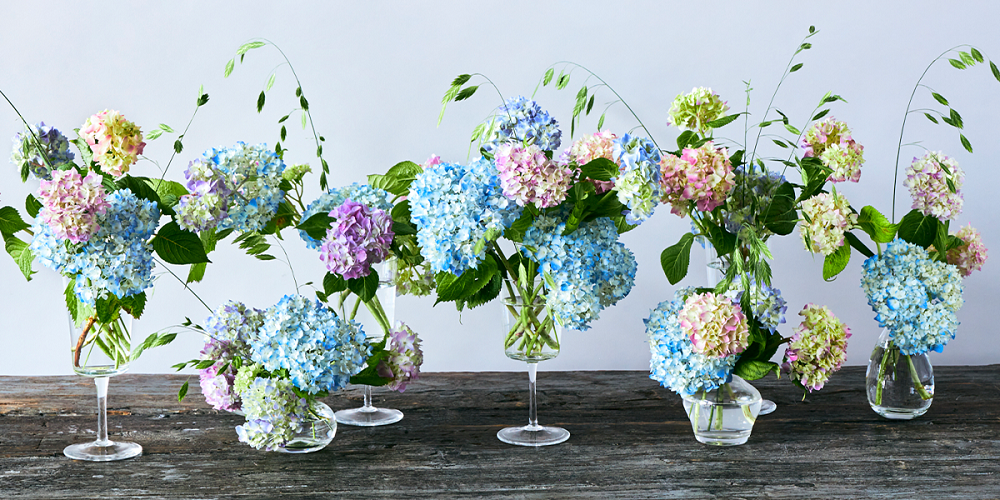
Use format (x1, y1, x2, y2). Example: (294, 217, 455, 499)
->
(906, 354, 933, 401)
(875, 338, 895, 406)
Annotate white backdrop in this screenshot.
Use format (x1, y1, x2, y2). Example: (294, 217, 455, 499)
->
(1, 1, 997, 376)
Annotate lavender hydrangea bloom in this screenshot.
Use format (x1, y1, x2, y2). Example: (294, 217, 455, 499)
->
(320, 200, 394, 279)
(10, 122, 75, 180)
(482, 96, 562, 153)
(375, 322, 423, 392)
(612, 134, 662, 224)
(408, 158, 522, 275)
(198, 338, 242, 412)
(299, 183, 394, 249)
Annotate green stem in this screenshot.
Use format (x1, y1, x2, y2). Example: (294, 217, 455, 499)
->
(349, 294, 362, 320)
(906, 355, 933, 401)
(875, 337, 895, 406)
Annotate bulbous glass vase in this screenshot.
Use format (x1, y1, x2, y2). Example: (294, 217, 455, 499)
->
(277, 402, 337, 454)
(866, 328, 934, 420)
(681, 375, 762, 446)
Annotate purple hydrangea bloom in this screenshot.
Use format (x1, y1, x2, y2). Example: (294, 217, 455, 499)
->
(319, 199, 394, 280)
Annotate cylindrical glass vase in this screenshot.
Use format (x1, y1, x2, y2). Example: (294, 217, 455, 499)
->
(682, 375, 762, 446)
(277, 402, 337, 454)
(866, 328, 934, 420)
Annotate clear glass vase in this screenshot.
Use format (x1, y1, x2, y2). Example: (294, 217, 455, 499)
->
(866, 328, 934, 420)
(497, 278, 569, 447)
(63, 309, 142, 461)
(682, 375, 762, 446)
(335, 258, 404, 427)
(277, 401, 337, 454)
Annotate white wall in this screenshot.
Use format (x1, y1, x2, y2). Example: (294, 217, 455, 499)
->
(1, 1, 997, 376)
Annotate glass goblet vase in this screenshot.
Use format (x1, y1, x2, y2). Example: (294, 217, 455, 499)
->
(497, 278, 569, 447)
(64, 310, 142, 461)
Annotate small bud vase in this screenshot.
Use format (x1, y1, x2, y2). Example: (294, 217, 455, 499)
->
(866, 328, 934, 420)
(681, 375, 762, 446)
(277, 401, 337, 454)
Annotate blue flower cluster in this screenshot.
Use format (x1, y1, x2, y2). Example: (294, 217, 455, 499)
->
(727, 279, 788, 333)
(861, 239, 963, 355)
(483, 96, 562, 153)
(409, 158, 522, 275)
(723, 167, 786, 235)
(298, 182, 394, 249)
(10, 122, 75, 180)
(521, 212, 636, 330)
(612, 134, 662, 224)
(205, 300, 264, 344)
(249, 294, 369, 395)
(647, 288, 737, 396)
(31, 188, 159, 304)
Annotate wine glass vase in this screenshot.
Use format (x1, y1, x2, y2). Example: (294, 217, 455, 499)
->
(64, 310, 142, 461)
(497, 278, 569, 447)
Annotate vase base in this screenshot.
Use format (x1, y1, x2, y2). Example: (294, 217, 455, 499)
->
(759, 399, 777, 415)
(497, 425, 570, 447)
(693, 430, 752, 446)
(64, 440, 142, 461)
(334, 406, 403, 427)
(870, 404, 931, 420)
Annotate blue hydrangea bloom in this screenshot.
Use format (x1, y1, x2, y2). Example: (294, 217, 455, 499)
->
(249, 295, 369, 395)
(483, 96, 562, 153)
(11, 122, 75, 180)
(727, 279, 788, 333)
(204, 300, 265, 344)
(521, 212, 636, 330)
(408, 158, 522, 275)
(612, 134, 662, 224)
(861, 239, 963, 355)
(298, 183, 394, 249)
(31, 188, 160, 304)
(647, 288, 737, 396)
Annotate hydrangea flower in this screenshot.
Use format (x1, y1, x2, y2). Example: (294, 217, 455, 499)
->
(204, 300, 264, 343)
(861, 239, 963, 355)
(723, 167, 786, 235)
(494, 142, 574, 208)
(946, 223, 988, 277)
(408, 158, 522, 275)
(678, 292, 749, 358)
(198, 338, 243, 412)
(79, 110, 145, 177)
(10, 122, 75, 180)
(904, 151, 964, 221)
(298, 183, 394, 249)
(235, 374, 311, 451)
(482, 96, 561, 152)
(800, 117, 865, 183)
(726, 279, 788, 333)
(647, 288, 738, 396)
(176, 143, 285, 233)
(249, 294, 369, 394)
(612, 134, 662, 224)
(395, 260, 435, 296)
(667, 87, 729, 135)
(659, 142, 735, 217)
(782, 304, 851, 391)
(799, 191, 857, 256)
(37, 169, 109, 244)
(376, 322, 423, 392)
(281, 163, 311, 182)
(521, 212, 636, 330)
(319, 200, 394, 279)
(566, 131, 617, 193)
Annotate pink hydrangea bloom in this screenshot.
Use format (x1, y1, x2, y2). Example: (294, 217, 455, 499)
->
(493, 142, 574, 208)
(799, 191, 857, 256)
(422, 154, 442, 169)
(947, 223, 987, 277)
(678, 292, 749, 358)
(376, 322, 423, 392)
(37, 169, 109, 243)
(801, 117, 865, 183)
(79, 110, 146, 177)
(568, 131, 618, 193)
(782, 304, 851, 392)
(319, 200, 394, 279)
(658, 141, 734, 217)
(904, 152, 964, 220)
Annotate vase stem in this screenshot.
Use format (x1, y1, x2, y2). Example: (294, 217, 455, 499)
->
(527, 362, 538, 429)
(94, 377, 111, 447)
(363, 384, 373, 409)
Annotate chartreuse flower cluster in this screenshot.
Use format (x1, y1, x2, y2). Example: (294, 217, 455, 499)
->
(800, 117, 865, 183)
(10, 122, 75, 180)
(79, 110, 145, 177)
(946, 224, 988, 277)
(668, 87, 729, 135)
(799, 191, 857, 256)
(782, 304, 851, 392)
(659, 141, 735, 217)
(612, 134, 662, 224)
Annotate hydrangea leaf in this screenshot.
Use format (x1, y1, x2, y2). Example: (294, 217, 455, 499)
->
(152, 222, 211, 265)
(660, 233, 695, 285)
(857, 205, 898, 243)
(733, 359, 779, 381)
(822, 243, 851, 281)
(897, 209, 939, 249)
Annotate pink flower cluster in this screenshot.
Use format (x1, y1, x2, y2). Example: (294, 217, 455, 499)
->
(37, 169, 109, 243)
(568, 131, 617, 193)
(79, 110, 146, 177)
(319, 200, 394, 279)
(678, 292, 749, 358)
(494, 142, 574, 208)
(422, 154, 442, 169)
(947, 223, 988, 277)
(904, 152, 964, 220)
(376, 322, 423, 392)
(782, 304, 851, 392)
(800, 117, 865, 183)
(659, 141, 735, 217)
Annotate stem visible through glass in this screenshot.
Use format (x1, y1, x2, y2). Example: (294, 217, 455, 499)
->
(875, 337, 895, 406)
(906, 355, 933, 400)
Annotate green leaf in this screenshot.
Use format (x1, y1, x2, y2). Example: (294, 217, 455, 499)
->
(299, 95, 309, 111)
(157, 123, 174, 133)
(25, 194, 42, 218)
(844, 231, 874, 258)
(822, 243, 851, 280)
(706, 113, 741, 129)
(857, 205, 898, 243)
(556, 73, 570, 90)
(177, 380, 189, 402)
(931, 92, 949, 106)
(504, 210, 535, 243)
(464, 273, 502, 309)
(2, 232, 34, 281)
(960, 51, 976, 66)
(224, 59, 235, 78)
(991, 61, 1000, 83)
(762, 182, 798, 235)
(455, 85, 478, 102)
(811, 109, 830, 121)
(971, 48, 984, 63)
(131, 332, 176, 362)
(236, 41, 266, 55)
(256, 91, 266, 113)
(579, 158, 619, 181)
(265, 72, 276, 91)
(120, 292, 147, 319)
(94, 295, 119, 324)
(296, 213, 334, 241)
(542, 68, 554, 86)
(386, 160, 422, 180)
(152, 222, 210, 265)
(186, 262, 207, 283)
(0, 206, 29, 234)
(960, 134, 973, 153)
(348, 270, 380, 302)
(733, 359, 780, 381)
(194, 359, 216, 370)
(660, 233, 695, 285)
(434, 255, 498, 304)
(949, 58, 967, 69)
(949, 108, 963, 129)
(117, 176, 163, 209)
(324, 273, 348, 296)
(451, 74, 472, 87)
(676, 130, 697, 150)
(789, 63, 803, 73)
(897, 209, 939, 248)
(65, 279, 79, 323)
(173, 139, 183, 154)
(146, 129, 163, 140)
(597, 113, 605, 131)
(197, 93, 209, 106)
(586, 94, 595, 115)
(705, 221, 738, 256)
(924, 112, 939, 124)
(784, 123, 801, 136)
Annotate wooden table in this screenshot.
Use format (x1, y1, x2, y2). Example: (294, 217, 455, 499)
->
(0, 366, 997, 499)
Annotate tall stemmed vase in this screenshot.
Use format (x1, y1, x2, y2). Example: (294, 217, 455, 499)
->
(63, 310, 142, 461)
(497, 277, 569, 447)
(335, 259, 404, 426)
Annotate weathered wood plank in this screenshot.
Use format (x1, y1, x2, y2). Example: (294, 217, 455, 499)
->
(0, 367, 997, 499)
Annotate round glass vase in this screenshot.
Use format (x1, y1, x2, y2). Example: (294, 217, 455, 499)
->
(682, 375, 762, 446)
(335, 258, 404, 427)
(497, 277, 569, 447)
(866, 328, 934, 420)
(64, 308, 142, 461)
(277, 401, 337, 454)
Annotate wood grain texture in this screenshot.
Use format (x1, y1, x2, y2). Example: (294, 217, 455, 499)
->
(0, 366, 997, 499)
